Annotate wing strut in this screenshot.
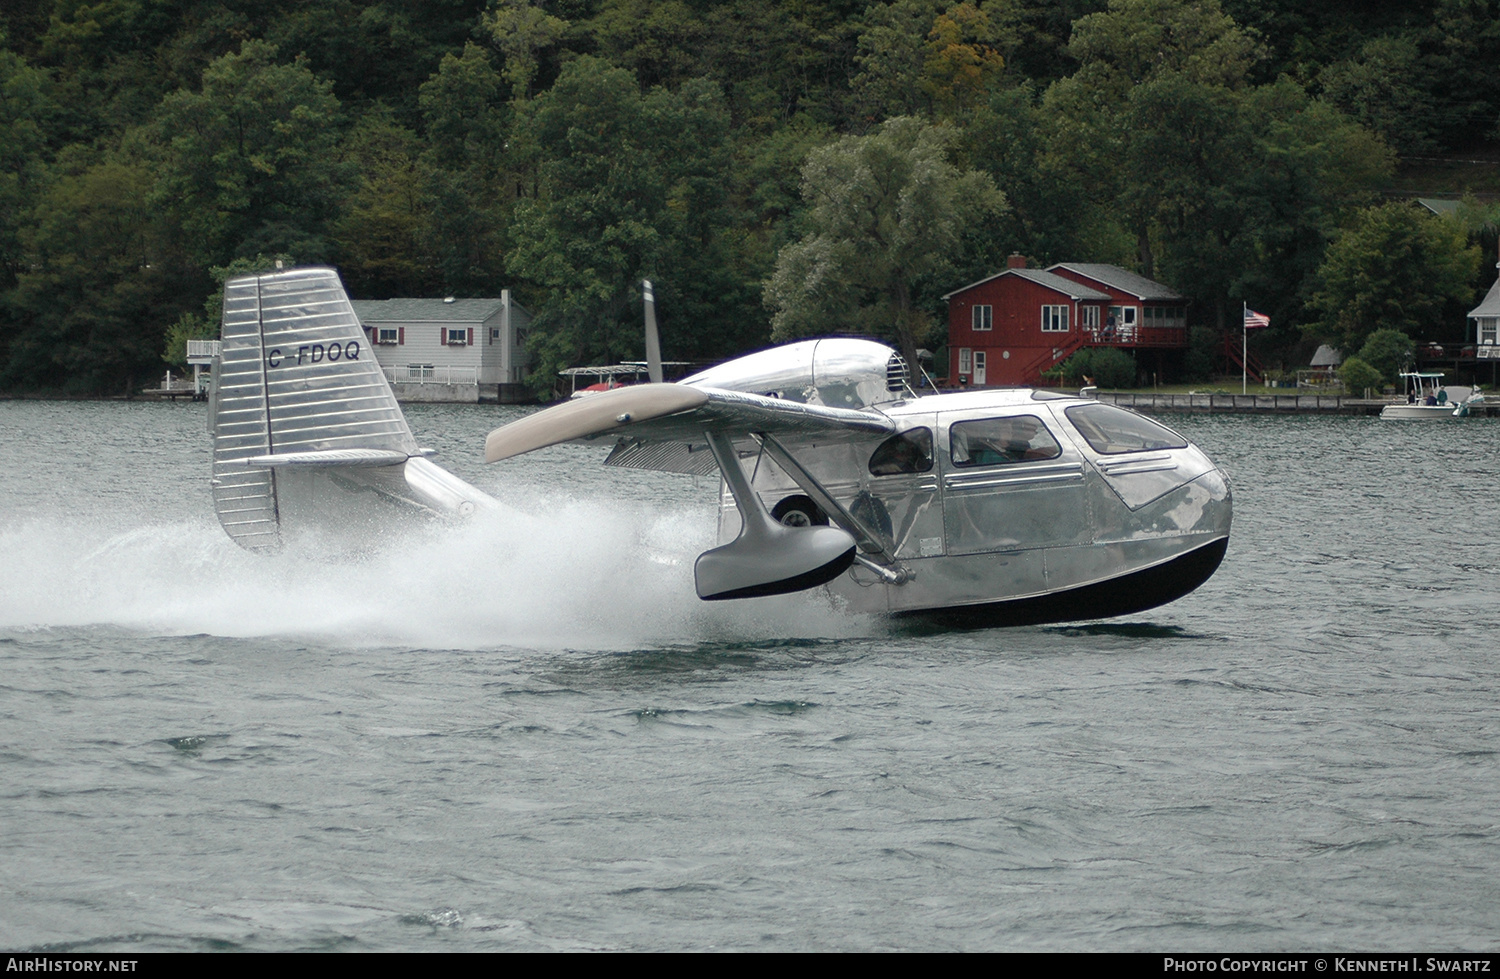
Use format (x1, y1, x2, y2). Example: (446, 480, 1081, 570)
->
(753, 434, 910, 584)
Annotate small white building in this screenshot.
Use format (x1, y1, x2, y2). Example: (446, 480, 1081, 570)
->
(351, 292, 532, 402)
(1469, 275, 1500, 355)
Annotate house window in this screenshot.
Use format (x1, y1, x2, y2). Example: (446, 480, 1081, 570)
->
(958, 348, 972, 374)
(1081, 306, 1100, 333)
(1041, 305, 1069, 332)
(972, 305, 993, 331)
(446, 328, 468, 345)
(377, 327, 399, 345)
(1479, 318, 1498, 345)
(1144, 306, 1182, 329)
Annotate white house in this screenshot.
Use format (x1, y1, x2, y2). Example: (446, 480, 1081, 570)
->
(351, 292, 532, 402)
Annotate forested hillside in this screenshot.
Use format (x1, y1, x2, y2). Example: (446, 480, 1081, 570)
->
(2, 0, 1498, 395)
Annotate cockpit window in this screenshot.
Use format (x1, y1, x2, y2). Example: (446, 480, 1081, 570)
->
(949, 415, 1062, 467)
(869, 427, 933, 475)
(1065, 403, 1188, 454)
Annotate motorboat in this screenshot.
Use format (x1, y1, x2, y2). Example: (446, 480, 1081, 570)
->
(1380, 371, 1484, 419)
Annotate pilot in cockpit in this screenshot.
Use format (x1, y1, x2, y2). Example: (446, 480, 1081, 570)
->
(950, 416, 1058, 467)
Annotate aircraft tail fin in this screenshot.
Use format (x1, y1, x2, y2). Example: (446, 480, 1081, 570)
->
(209, 267, 420, 550)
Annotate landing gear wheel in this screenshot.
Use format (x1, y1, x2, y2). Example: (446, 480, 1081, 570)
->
(771, 495, 829, 528)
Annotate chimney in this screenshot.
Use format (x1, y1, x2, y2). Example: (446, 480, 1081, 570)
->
(1007, 253, 1027, 269)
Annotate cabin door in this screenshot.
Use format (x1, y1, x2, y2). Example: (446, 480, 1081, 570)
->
(860, 415, 943, 562)
(939, 408, 1092, 558)
(972, 350, 987, 385)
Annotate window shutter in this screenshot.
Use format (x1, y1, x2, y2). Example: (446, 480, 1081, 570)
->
(440, 328, 447, 345)
(398, 327, 404, 345)
(468, 328, 474, 346)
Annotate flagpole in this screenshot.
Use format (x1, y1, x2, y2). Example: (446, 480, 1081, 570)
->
(1242, 301, 1247, 394)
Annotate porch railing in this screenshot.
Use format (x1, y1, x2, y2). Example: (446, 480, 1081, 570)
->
(384, 365, 478, 385)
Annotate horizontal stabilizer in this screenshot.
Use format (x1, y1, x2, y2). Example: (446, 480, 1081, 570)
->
(209, 267, 426, 549)
(231, 448, 417, 468)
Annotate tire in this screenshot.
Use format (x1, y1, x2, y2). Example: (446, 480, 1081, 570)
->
(771, 495, 829, 528)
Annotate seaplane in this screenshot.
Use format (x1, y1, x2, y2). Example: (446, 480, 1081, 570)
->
(207, 267, 1231, 627)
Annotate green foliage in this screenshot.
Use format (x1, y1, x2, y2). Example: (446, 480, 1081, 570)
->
(163, 255, 294, 370)
(1184, 325, 1219, 382)
(0, 0, 1495, 397)
(1308, 203, 1480, 351)
(411, 43, 513, 296)
(483, 0, 570, 101)
(1319, 36, 1433, 154)
(1355, 328, 1415, 384)
(1066, 0, 1263, 91)
(153, 40, 352, 267)
(332, 108, 436, 298)
(766, 116, 1005, 370)
(0, 48, 53, 291)
(1337, 356, 1383, 397)
(1056, 346, 1137, 388)
(506, 57, 750, 393)
(4, 143, 201, 393)
(161, 311, 213, 372)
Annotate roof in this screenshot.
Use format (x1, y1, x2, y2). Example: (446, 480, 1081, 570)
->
(1469, 277, 1500, 318)
(1310, 344, 1343, 368)
(1047, 263, 1183, 301)
(942, 268, 1112, 301)
(351, 298, 508, 324)
(1418, 198, 1461, 217)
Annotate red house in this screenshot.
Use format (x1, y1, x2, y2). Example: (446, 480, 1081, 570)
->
(943, 257, 1189, 387)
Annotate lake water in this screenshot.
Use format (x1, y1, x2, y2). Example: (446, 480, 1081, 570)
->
(2, 400, 1498, 951)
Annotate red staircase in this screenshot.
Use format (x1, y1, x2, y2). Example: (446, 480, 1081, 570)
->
(1224, 332, 1263, 383)
(1020, 331, 1089, 386)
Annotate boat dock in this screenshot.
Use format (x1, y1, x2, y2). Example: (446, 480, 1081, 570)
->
(1092, 392, 1500, 416)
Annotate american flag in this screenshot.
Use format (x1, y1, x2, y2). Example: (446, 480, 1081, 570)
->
(1244, 308, 1271, 329)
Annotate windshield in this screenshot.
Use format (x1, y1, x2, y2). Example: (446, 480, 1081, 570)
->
(1064, 403, 1188, 455)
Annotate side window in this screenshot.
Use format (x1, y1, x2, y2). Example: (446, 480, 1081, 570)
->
(949, 415, 1062, 467)
(1064, 403, 1188, 454)
(869, 427, 933, 475)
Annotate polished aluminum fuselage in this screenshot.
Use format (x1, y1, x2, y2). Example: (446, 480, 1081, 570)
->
(717, 387, 1232, 616)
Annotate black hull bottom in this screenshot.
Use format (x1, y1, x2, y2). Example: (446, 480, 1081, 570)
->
(901, 536, 1229, 629)
(700, 546, 857, 601)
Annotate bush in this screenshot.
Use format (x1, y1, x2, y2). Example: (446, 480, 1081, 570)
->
(1356, 328, 1414, 384)
(1058, 347, 1136, 388)
(1338, 356, 1383, 396)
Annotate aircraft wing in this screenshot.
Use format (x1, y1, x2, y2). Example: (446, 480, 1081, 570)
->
(484, 383, 895, 476)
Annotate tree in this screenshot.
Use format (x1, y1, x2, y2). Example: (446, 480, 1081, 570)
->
(413, 43, 513, 295)
(850, 0, 1008, 121)
(1356, 328, 1415, 384)
(0, 48, 52, 293)
(1308, 203, 1479, 352)
(483, 0, 570, 101)
(1337, 356, 1382, 397)
(765, 116, 1005, 372)
(152, 40, 352, 267)
(332, 107, 436, 298)
(5, 146, 200, 393)
(506, 57, 750, 392)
